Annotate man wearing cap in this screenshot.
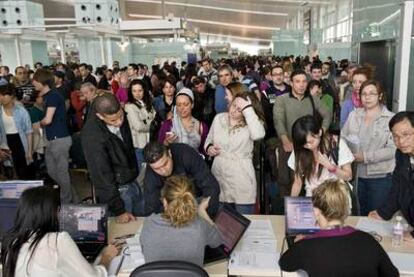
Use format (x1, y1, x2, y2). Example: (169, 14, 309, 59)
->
(54, 70, 70, 110)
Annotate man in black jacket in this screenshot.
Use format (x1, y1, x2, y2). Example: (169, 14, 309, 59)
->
(369, 111, 414, 241)
(143, 142, 220, 216)
(191, 77, 216, 127)
(81, 93, 143, 223)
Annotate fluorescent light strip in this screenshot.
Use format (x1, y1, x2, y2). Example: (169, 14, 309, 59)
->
(127, 0, 288, 16)
(200, 32, 272, 42)
(255, 0, 329, 4)
(128, 14, 280, 31)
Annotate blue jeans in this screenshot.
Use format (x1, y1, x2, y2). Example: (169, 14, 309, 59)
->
(220, 202, 256, 215)
(358, 175, 392, 216)
(118, 181, 145, 216)
(135, 148, 145, 173)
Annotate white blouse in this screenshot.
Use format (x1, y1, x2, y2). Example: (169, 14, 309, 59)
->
(288, 139, 354, 196)
(15, 232, 107, 277)
(2, 108, 18, 134)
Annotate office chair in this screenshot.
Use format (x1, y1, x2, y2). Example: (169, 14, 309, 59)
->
(129, 260, 209, 277)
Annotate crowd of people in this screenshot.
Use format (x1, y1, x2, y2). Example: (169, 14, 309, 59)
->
(0, 53, 413, 276)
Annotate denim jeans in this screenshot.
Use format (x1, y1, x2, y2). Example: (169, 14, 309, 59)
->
(357, 174, 392, 216)
(135, 148, 145, 173)
(118, 181, 145, 216)
(220, 202, 256, 215)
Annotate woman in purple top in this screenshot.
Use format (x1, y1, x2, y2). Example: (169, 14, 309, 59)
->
(158, 88, 208, 155)
(279, 179, 398, 277)
(340, 66, 373, 128)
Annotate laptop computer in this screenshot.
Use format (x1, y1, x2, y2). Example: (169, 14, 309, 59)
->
(203, 204, 251, 265)
(0, 199, 18, 241)
(0, 181, 43, 241)
(285, 197, 320, 236)
(59, 204, 108, 262)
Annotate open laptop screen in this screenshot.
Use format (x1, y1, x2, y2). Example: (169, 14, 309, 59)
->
(285, 197, 320, 235)
(214, 205, 250, 254)
(59, 204, 107, 243)
(0, 199, 18, 239)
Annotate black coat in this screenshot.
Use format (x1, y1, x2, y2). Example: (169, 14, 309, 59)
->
(378, 149, 414, 235)
(81, 112, 138, 216)
(143, 143, 220, 216)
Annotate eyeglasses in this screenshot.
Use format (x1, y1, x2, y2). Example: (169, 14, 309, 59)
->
(392, 131, 414, 143)
(360, 93, 378, 98)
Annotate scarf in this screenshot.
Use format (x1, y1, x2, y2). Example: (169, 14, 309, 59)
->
(351, 90, 363, 108)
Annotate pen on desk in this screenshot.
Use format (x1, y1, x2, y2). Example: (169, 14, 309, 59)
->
(115, 254, 125, 275)
(114, 234, 135, 240)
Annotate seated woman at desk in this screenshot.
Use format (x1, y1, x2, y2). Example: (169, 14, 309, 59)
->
(1, 186, 120, 277)
(279, 179, 398, 277)
(140, 175, 222, 266)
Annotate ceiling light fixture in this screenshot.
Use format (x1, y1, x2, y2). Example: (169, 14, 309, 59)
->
(128, 14, 280, 31)
(126, 0, 288, 16)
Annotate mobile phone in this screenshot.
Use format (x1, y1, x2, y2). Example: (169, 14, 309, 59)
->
(166, 131, 174, 136)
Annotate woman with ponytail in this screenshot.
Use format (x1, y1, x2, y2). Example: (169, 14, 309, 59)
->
(140, 175, 222, 266)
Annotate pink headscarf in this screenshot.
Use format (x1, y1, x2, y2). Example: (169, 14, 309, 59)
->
(352, 90, 363, 108)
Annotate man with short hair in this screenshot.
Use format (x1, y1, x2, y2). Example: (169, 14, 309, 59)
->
(79, 63, 97, 86)
(198, 58, 218, 88)
(233, 63, 259, 96)
(191, 77, 216, 127)
(143, 142, 220, 216)
(0, 66, 11, 82)
(81, 93, 143, 223)
(33, 69, 77, 204)
(80, 82, 99, 123)
(13, 66, 36, 105)
(266, 65, 291, 103)
(127, 63, 139, 80)
(54, 71, 70, 110)
(215, 64, 233, 113)
(369, 111, 414, 241)
(273, 70, 331, 207)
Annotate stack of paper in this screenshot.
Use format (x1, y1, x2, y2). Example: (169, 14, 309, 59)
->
(228, 219, 280, 274)
(108, 231, 146, 276)
(388, 252, 414, 274)
(355, 218, 393, 238)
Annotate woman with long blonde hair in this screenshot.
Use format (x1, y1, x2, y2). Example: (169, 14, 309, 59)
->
(279, 179, 398, 277)
(140, 175, 222, 266)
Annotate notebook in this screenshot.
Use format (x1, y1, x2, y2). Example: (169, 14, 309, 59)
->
(285, 197, 320, 235)
(203, 204, 251, 264)
(59, 204, 108, 262)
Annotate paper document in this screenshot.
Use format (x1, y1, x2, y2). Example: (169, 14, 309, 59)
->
(388, 252, 414, 274)
(108, 233, 145, 276)
(244, 219, 275, 240)
(355, 218, 393, 238)
(229, 252, 280, 273)
(239, 238, 277, 253)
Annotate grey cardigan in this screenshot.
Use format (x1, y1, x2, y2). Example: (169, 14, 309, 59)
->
(341, 106, 395, 177)
(140, 214, 223, 266)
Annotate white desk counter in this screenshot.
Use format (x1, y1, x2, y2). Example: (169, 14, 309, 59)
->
(109, 215, 414, 277)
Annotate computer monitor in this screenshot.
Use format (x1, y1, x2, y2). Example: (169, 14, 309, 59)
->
(0, 199, 18, 239)
(285, 197, 320, 235)
(0, 180, 43, 199)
